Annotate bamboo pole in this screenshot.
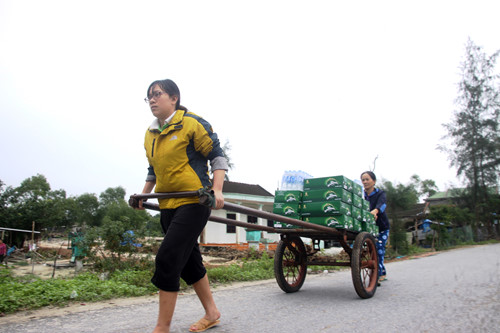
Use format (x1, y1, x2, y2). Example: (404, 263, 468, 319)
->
(31, 221, 35, 274)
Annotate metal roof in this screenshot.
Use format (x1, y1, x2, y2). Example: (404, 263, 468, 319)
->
(0, 227, 41, 234)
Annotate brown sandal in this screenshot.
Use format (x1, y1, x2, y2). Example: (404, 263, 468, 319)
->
(189, 318, 220, 332)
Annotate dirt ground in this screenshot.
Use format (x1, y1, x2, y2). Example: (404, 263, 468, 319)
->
(4, 241, 260, 280)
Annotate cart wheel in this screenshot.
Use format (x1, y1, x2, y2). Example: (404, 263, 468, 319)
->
(351, 232, 378, 299)
(274, 236, 307, 293)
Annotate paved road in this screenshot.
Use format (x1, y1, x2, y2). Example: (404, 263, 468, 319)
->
(2, 244, 499, 332)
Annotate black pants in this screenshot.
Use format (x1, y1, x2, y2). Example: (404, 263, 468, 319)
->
(151, 204, 210, 291)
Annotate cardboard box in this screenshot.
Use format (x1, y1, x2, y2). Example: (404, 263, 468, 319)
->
(352, 194, 363, 209)
(362, 198, 371, 211)
(362, 210, 375, 224)
(301, 201, 351, 217)
(362, 221, 374, 232)
(369, 224, 379, 236)
(303, 215, 353, 229)
(352, 206, 363, 221)
(274, 221, 300, 229)
(302, 188, 352, 204)
(352, 219, 362, 232)
(303, 176, 354, 192)
(274, 190, 303, 203)
(353, 182, 363, 197)
(273, 202, 301, 219)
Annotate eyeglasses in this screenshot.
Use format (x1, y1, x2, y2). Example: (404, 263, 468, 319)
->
(144, 91, 164, 103)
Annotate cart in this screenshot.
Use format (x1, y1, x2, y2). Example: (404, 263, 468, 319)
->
(129, 189, 379, 299)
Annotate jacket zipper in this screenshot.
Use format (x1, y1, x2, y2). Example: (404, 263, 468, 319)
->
(151, 138, 156, 157)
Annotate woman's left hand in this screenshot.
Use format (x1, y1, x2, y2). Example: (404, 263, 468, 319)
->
(213, 189, 225, 210)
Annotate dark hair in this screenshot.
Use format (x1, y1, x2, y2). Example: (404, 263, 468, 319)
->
(360, 171, 376, 181)
(147, 79, 188, 111)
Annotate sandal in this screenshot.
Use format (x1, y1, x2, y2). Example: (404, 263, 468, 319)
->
(189, 318, 220, 332)
(378, 275, 387, 283)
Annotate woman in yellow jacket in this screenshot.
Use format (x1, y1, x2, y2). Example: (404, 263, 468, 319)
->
(138, 79, 227, 333)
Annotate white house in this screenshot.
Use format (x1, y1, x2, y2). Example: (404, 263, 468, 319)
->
(201, 181, 279, 244)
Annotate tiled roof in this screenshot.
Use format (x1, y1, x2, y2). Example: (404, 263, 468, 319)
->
(223, 181, 274, 197)
(426, 188, 465, 201)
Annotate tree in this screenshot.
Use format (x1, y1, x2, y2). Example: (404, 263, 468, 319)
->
(379, 179, 419, 254)
(99, 187, 126, 207)
(381, 179, 419, 213)
(439, 38, 500, 237)
(409, 175, 439, 201)
(66, 193, 101, 227)
(8, 174, 68, 231)
(83, 195, 154, 272)
(0, 180, 16, 228)
(221, 140, 234, 181)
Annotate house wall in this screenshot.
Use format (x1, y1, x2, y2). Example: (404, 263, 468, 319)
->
(203, 209, 281, 244)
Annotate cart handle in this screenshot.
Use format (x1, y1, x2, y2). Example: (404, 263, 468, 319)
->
(132, 192, 341, 236)
(129, 187, 215, 208)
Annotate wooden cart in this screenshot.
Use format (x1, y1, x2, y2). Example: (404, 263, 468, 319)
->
(129, 190, 378, 299)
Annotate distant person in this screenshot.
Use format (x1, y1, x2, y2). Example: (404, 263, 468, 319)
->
(134, 79, 228, 333)
(360, 171, 390, 283)
(0, 239, 7, 265)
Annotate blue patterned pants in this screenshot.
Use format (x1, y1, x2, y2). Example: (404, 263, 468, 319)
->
(377, 229, 390, 277)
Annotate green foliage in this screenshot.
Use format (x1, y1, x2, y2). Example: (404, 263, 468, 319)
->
(439, 38, 500, 235)
(66, 193, 101, 227)
(83, 221, 147, 273)
(0, 268, 158, 314)
(410, 174, 439, 201)
(221, 140, 234, 181)
(1, 174, 69, 232)
(207, 253, 274, 283)
(0, 254, 276, 314)
(99, 187, 127, 207)
(389, 218, 409, 255)
(144, 213, 163, 236)
(380, 179, 418, 212)
(0, 177, 159, 245)
(429, 205, 473, 227)
(441, 38, 499, 186)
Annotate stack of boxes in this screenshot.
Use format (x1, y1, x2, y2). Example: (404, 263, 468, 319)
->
(273, 175, 379, 236)
(272, 190, 302, 229)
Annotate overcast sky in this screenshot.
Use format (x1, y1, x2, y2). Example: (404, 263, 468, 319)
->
(1, 0, 499, 201)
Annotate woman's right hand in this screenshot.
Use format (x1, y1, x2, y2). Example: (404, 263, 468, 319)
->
(136, 199, 146, 210)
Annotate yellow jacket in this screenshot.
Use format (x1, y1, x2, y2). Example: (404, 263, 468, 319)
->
(144, 110, 227, 209)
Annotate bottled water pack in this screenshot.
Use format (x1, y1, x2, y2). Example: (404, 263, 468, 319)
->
(280, 170, 313, 191)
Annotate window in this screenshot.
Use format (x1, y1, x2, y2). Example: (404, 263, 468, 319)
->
(267, 219, 274, 227)
(247, 216, 258, 224)
(226, 213, 236, 233)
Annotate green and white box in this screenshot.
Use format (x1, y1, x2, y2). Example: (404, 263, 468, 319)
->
(362, 198, 371, 211)
(304, 215, 353, 229)
(302, 188, 352, 204)
(301, 201, 351, 217)
(352, 219, 362, 232)
(274, 221, 300, 229)
(352, 194, 363, 209)
(353, 182, 363, 197)
(362, 221, 374, 232)
(352, 206, 363, 221)
(362, 210, 375, 224)
(370, 224, 379, 236)
(273, 202, 301, 219)
(274, 190, 303, 203)
(303, 176, 354, 192)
